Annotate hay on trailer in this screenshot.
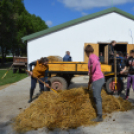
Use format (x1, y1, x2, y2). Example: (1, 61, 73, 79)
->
(47, 56, 63, 62)
(14, 88, 134, 133)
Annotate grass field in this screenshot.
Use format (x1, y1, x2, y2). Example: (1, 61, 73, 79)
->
(0, 70, 27, 86)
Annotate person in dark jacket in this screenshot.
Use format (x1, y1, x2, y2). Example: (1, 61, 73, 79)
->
(63, 51, 72, 61)
(28, 57, 51, 103)
(118, 51, 126, 70)
(120, 50, 134, 100)
(109, 52, 122, 73)
(108, 40, 116, 63)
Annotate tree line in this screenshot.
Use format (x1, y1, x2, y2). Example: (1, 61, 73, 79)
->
(0, 0, 48, 63)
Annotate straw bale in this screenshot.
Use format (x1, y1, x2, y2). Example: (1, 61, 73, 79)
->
(13, 87, 134, 133)
(48, 56, 63, 62)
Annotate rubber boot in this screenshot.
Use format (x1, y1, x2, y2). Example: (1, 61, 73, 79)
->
(91, 114, 103, 122)
(28, 88, 34, 103)
(125, 91, 129, 100)
(125, 96, 129, 100)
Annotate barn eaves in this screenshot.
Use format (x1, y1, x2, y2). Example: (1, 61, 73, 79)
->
(22, 7, 134, 42)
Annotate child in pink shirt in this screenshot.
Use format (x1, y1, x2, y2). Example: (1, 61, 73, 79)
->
(85, 45, 105, 122)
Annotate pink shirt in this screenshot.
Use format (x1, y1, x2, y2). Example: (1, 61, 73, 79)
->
(88, 54, 104, 82)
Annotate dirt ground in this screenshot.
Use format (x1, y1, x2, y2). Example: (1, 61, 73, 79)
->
(0, 76, 134, 134)
(0, 84, 12, 90)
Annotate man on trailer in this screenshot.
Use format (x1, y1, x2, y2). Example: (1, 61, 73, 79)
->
(63, 51, 72, 62)
(108, 40, 116, 64)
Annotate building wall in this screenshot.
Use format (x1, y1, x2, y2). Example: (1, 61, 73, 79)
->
(27, 12, 134, 64)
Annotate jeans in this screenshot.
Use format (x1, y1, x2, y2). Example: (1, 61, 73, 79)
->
(92, 78, 105, 115)
(30, 77, 51, 99)
(126, 75, 134, 97)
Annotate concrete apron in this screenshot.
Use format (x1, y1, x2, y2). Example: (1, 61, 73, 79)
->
(0, 76, 134, 134)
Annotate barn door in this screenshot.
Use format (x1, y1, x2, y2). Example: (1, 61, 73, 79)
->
(104, 45, 109, 64)
(84, 43, 99, 62)
(127, 44, 134, 54)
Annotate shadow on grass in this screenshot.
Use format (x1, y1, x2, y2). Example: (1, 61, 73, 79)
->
(0, 62, 13, 69)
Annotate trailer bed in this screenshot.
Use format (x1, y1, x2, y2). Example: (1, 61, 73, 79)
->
(48, 62, 112, 75)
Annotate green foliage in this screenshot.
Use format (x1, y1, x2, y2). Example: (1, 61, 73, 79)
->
(0, 0, 48, 61)
(0, 70, 27, 86)
(0, 0, 16, 60)
(0, 57, 13, 62)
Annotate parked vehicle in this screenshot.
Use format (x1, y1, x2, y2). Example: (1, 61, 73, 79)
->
(13, 57, 27, 73)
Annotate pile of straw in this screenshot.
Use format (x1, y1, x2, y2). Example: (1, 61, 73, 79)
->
(14, 88, 134, 133)
(47, 56, 63, 62)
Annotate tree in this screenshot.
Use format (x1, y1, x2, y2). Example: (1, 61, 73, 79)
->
(0, 0, 16, 63)
(0, 0, 48, 62)
(15, 12, 48, 56)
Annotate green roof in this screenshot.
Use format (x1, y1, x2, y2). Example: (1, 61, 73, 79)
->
(22, 7, 134, 42)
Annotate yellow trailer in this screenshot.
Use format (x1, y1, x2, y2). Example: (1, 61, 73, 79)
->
(48, 62, 111, 73)
(47, 43, 128, 94)
(48, 62, 124, 95)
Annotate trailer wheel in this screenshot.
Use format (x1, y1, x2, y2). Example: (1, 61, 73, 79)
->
(50, 77, 68, 91)
(106, 77, 124, 95)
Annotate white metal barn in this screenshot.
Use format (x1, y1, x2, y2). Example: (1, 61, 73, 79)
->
(22, 7, 134, 64)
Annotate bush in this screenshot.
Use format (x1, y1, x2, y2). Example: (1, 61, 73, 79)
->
(0, 57, 13, 63)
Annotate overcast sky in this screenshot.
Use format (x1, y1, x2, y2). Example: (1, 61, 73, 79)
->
(24, 0, 134, 27)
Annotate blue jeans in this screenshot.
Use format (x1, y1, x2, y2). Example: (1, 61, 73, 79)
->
(30, 77, 51, 99)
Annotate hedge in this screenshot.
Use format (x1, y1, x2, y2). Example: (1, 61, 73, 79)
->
(0, 57, 13, 62)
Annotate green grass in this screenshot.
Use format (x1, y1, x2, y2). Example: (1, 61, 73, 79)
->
(0, 70, 28, 86)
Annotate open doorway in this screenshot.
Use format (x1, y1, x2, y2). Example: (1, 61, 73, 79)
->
(84, 42, 128, 63)
(99, 43, 107, 55)
(114, 44, 127, 56)
(99, 43, 127, 64)
(99, 43, 127, 56)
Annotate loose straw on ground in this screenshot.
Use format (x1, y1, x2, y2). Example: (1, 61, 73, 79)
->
(13, 88, 134, 133)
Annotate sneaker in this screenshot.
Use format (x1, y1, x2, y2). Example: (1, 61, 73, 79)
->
(91, 115, 103, 122)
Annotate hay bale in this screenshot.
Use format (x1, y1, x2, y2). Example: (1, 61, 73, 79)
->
(13, 88, 134, 133)
(47, 56, 63, 62)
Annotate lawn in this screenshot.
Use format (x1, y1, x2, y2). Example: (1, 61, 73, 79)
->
(0, 70, 27, 86)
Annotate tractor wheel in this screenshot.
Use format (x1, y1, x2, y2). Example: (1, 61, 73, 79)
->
(13, 68, 18, 74)
(50, 77, 68, 91)
(19, 68, 22, 73)
(106, 77, 124, 95)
